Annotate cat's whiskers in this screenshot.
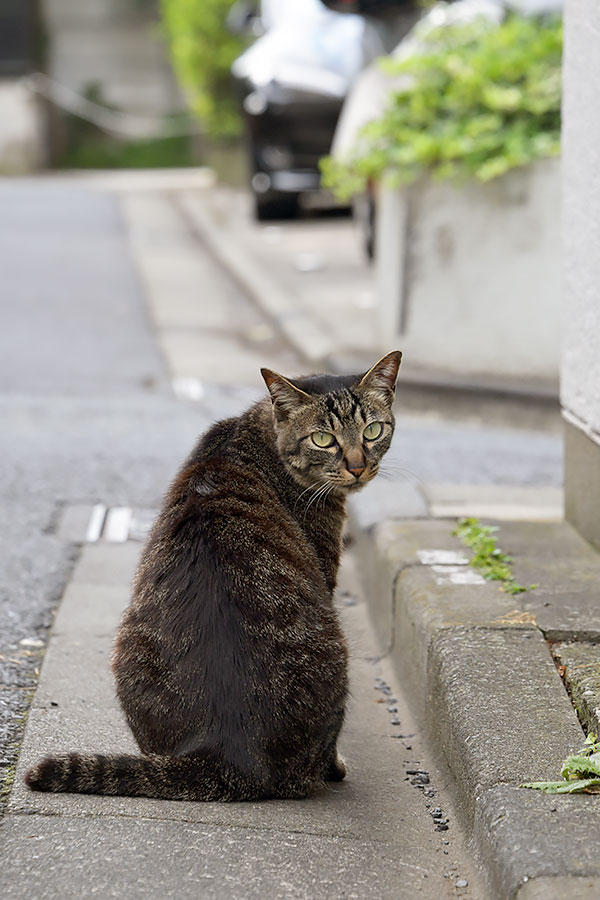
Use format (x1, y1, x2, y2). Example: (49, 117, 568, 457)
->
(293, 479, 326, 516)
(378, 461, 424, 488)
(316, 482, 335, 511)
(303, 480, 333, 519)
(321, 482, 337, 509)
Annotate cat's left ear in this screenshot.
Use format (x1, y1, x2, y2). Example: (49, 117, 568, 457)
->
(261, 368, 311, 420)
(357, 350, 402, 402)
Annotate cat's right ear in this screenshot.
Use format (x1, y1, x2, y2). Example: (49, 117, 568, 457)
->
(261, 369, 311, 421)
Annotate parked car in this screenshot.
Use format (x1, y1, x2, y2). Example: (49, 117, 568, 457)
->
(327, 0, 563, 258)
(230, 0, 379, 220)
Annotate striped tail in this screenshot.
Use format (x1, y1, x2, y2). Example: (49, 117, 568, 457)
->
(25, 751, 260, 801)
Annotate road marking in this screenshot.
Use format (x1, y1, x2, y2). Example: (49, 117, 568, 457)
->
(85, 504, 107, 543)
(431, 566, 486, 586)
(417, 548, 485, 585)
(417, 549, 469, 566)
(103, 507, 133, 543)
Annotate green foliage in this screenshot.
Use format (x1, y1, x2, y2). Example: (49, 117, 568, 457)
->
(522, 733, 600, 794)
(321, 13, 562, 198)
(60, 135, 197, 170)
(160, 0, 245, 138)
(453, 517, 535, 595)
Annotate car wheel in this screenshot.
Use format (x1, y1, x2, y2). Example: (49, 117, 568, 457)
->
(253, 189, 299, 222)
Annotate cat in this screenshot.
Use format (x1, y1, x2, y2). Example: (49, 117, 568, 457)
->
(25, 350, 401, 801)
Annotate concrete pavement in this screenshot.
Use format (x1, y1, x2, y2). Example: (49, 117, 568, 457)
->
(3, 541, 482, 899)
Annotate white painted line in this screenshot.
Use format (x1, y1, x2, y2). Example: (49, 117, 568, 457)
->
(103, 507, 133, 543)
(431, 566, 486, 586)
(85, 504, 107, 543)
(417, 549, 470, 566)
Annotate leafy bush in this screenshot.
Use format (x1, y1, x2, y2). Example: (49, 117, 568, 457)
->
(321, 13, 562, 198)
(59, 135, 196, 170)
(160, 0, 244, 139)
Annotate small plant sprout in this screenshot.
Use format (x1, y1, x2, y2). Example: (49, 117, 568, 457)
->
(522, 733, 600, 794)
(452, 517, 536, 595)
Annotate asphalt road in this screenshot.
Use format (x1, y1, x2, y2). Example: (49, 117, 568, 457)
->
(0, 181, 219, 800)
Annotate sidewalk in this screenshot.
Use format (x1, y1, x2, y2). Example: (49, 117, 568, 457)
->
(3, 539, 481, 899)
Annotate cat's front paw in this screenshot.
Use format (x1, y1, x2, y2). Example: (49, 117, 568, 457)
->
(326, 755, 347, 782)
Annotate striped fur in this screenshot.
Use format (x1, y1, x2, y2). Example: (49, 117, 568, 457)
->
(26, 353, 401, 801)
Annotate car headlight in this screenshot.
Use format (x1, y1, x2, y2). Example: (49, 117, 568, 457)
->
(243, 91, 268, 116)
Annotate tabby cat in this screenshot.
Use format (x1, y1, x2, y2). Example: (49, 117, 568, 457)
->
(26, 350, 401, 801)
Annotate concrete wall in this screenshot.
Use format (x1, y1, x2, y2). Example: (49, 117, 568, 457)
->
(0, 80, 44, 173)
(374, 159, 561, 392)
(561, 0, 600, 548)
(42, 0, 181, 117)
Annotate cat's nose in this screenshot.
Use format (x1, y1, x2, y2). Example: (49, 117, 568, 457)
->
(344, 452, 366, 478)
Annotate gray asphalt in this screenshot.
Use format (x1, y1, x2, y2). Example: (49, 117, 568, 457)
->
(0, 180, 199, 801)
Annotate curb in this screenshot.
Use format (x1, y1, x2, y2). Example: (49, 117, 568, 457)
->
(350, 517, 600, 900)
(175, 188, 560, 403)
(174, 192, 333, 367)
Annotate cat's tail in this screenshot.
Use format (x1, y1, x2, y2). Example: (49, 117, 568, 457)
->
(24, 750, 261, 801)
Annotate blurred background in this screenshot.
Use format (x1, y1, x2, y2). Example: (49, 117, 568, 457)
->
(0, 0, 565, 394)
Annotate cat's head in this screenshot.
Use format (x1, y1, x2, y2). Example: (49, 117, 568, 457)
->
(261, 351, 401, 495)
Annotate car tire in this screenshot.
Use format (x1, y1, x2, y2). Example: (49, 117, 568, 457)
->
(254, 191, 300, 222)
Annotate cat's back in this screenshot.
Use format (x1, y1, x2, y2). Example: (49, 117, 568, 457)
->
(113, 408, 343, 758)
(128, 404, 331, 629)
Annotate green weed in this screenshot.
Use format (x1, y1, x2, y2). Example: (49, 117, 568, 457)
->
(452, 517, 535, 595)
(522, 733, 600, 793)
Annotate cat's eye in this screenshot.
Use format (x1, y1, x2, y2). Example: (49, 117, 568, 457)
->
(311, 431, 335, 448)
(363, 422, 383, 441)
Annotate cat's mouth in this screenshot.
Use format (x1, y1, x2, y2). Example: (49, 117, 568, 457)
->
(339, 468, 376, 492)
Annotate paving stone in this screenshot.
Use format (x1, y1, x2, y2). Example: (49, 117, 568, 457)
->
(499, 522, 600, 641)
(428, 628, 583, 820)
(424, 483, 564, 521)
(475, 785, 600, 900)
(516, 876, 600, 900)
(33, 635, 116, 710)
(348, 479, 429, 530)
(52, 583, 130, 637)
(71, 542, 141, 587)
(350, 519, 467, 654)
(354, 517, 599, 897)
(392, 566, 530, 709)
(0, 815, 436, 900)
